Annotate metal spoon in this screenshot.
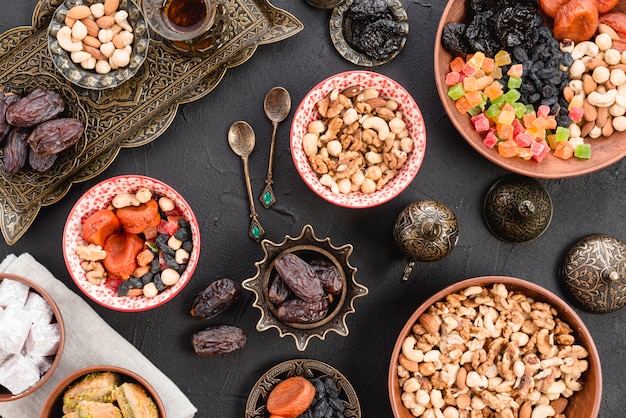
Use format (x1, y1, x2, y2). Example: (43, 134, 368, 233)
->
(228, 121, 264, 242)
(260, 86, 291, 208)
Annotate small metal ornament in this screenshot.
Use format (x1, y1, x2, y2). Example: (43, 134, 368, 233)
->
(483, 175, 552, 244)
(305, 0, 345, 9)
(393, 200, 459, 281)
(561, 234, 626, 313)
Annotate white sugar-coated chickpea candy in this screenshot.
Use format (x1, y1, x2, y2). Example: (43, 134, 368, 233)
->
(90, 3, 105, 18)
(337, 178, 351, 194)
(592, 66, 610, 84)
(604, 48, 621, 65)
(158, 196, 175, 212)
(143, 282, 158, 298)
(308, 120, 325, 134)
(610, 104, 626, 117)
(100, 42, 115, 58)
(175, 249, 189, 264)
(161, 268, 181, 286)
(168, 235, 182, 251)
(95, 59, 111, 74)
(613, 115, 626, 131)
(568, 123, 582, 138)
(351, 169, 365, 186)
(81, 57, 96, 70)
(71, 20, 88, 40)
(360, 178, 376, 194)
(326, 140, 342, 157)
(610, 69, 626, 86)
(595, 32, 613, 51)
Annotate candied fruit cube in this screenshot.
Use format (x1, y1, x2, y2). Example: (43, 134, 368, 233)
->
(448, 83, 465, 101)
(445, 71, 461, 86)
(489, 66, 503, 80)
(494, 50, 512, 66)
(523, 112, 536, 127)
(546, 117, 557, 130)
(471, 113, 490, 132)
(483, 131, 499, 148)
(485, 104, 500, 119)
(468, 51, 485, 69)
(546, 133, 558, 149)
(574, 143, 592, 159)
(513, 102, 526, 119)
(512, 118, 525, 136)
(497, 123, 515, 140)
(481, 57, 495, 74)
(537, 105, 550, 118)
(450, 56, 465, 73)
(490, 94, 506, 108)
(463, 76, 478, 92)
(554, 141, 575, 159)
(531, 140, 550, 162)
(507, 64, 524, 77)
(455, 97, 471, 114)
(484, 82, 504, 100)
(508, 76, 522, 89)
(569, 106, 584, 123)
(517, 147, 533, 160)
(504, 89, 521, 104)
(555, 126, 570, 142)
(568, 95, 584, 110)
(498, 138, 518, 157)
(464, 91, 483, 107)
(515, 132, 534, 147)
(497, 109, 516, 126)
(468, 106, 483, 117)
(461, 63, 477, 77)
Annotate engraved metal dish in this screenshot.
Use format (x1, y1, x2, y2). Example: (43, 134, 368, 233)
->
(47, 0, 150, 90)
(330, 0, 408, 67)
(435, 0, 626, 178)
(0, 273, 65, 402)
(62, 175, 200, 312)
(388, 276, 602, 418)
(561, 234, 626, 313)
(290, 71, 426, 208)
(40, 365, 165, 417)
(245, 358, 361, 418)
(242, 224, 368, 351)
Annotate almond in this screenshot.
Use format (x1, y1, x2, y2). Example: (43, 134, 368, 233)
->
(418, 313, 440, 334)
(581, 119, 596, 137)
(65, 16, 76, 29)
(582, 99, 597, 121)
(455, 367, 467, 390)
(83, 44, 107, 61)
(603, 116, 614, 136)
(398, 353, 420, 373)
(81, 18, 100, 38)
(365, 97, 388, 110)
(550, 398, 568, 415)
(598, 23, 620, 40)
(96, 15, 115, 29)
(66, 5, 91, 20)
(82, 35, 102, 49)
(582, 74, 597, 96)
(104, 0, 120, 16)
(519, 402, 532, 418)
(563, 85, 575, 103)
(596, 106, 609, 128)
(585, 57, 608, 71)
(111, 33, 126, 49)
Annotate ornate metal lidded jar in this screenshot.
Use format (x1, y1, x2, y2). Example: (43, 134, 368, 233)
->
(393, 200, 459, 281)
(483, 175, 552, 244)
(561, 234, 626, 313)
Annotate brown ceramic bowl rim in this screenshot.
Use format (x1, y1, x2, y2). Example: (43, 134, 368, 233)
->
(0, 273, 65, 402)
(40, 365, 166, 417)
(387, 276, 602, 417)
(434, 0, 626, 178)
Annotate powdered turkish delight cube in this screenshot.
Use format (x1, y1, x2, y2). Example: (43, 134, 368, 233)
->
(24, 291, 53, 325)
(0, 279, 30, 308)
(0, 304, 32, 353)
(24, 353, 52, 375)
(0, 353, 40, 394)
(25, 323, 60, 357)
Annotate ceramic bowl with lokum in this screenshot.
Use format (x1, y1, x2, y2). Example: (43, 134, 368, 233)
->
(290, 71, 426, 208)
(0, 273, 64, 401)
(388, 276, 601, 417)
(63, 175, 200, 312)
(435, 0, 626, 178)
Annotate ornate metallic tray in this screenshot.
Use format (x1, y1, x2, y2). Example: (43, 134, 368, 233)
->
(0, 0, 303, 244)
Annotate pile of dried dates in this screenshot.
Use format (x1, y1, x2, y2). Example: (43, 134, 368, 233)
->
(190, 278, 247, 356)
(0, 89, 83, 173)
(343, 0, 405, 61)
(270, 253, 343, 324)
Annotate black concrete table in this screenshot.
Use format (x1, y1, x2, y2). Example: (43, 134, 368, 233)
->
(2, 1, 625, 416)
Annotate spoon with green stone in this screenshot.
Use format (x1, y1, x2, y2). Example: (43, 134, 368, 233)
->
(228, 121, 264, 242)
(260, 86, 291, 208)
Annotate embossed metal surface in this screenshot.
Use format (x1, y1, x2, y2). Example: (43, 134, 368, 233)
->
(483, 175, 553, 244)
(561, 234, 626, 313)
(0, 0, 303, 244)
(245, 358, 361, 418)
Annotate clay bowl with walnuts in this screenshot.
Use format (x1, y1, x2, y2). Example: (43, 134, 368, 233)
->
(388, 276, 601, 418)
(0, 273, 65, 401)
(435, 0, 626, 178)
(290, 70, 427, 208)
(40, 365, 166, 417)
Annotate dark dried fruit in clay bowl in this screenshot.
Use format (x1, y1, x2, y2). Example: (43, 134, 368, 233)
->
(190, 278, 241, 320)
(191, 325, 246, 356)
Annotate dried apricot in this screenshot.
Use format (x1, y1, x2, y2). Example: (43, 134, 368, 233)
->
(599, 11, 626, 36)
(553, 0, 599, 43)
(266, 376, 315, 418)
(82, 209, 121, 247)
(594, 0, 618, 14)
(539, 0, 570, 18)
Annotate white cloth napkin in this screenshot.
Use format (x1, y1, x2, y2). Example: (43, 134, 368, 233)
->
(0, 253, 197, 418)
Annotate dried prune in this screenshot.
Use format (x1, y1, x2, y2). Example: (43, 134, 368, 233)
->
(301, 377, 345, 418)
(0, 93, 20, 143)
(269, 274, 290, 305)
(190, 278, 241, 320)
(5, 89, 65, 128)
(310, 259, 343, 295)
(494, 6, 542, 50)
(346, 0, 387, 20)
(3, 128, 29, 173)
(275, 253, 324, 303)
(28, 148, 57, 172)
(27, 118, 83, 156)
(441, 23, 471, 56)
(191, 325, 246, 356)
(276, 298, 329, 324)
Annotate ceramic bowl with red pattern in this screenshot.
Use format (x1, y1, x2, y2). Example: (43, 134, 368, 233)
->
(290, 71, 427, 208)
(63, 175, 200, 312)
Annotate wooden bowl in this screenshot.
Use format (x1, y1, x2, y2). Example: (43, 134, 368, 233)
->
(388, 276, 601, 417)
(0, 273, 65, 401)
(40, 365, 166, 417)
(434, 0, 626, 178)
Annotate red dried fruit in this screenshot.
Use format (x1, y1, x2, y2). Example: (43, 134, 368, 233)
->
(553, 0, 599, 43)
(539, 0, 570, 18)
(266, 376, 316, 418)
(594, 0, 618, 14)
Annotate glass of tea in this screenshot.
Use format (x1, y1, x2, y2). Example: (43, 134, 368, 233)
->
(143, 0, 228, 55)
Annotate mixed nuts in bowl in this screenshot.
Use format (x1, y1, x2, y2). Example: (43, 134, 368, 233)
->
(388, 276, 601, 418)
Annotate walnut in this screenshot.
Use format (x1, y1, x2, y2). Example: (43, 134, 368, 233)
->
(319, 116, 343, 144)
(80, 260, 107, 285)
(309, 154, 329, 174)
(76, 243, 107, 261)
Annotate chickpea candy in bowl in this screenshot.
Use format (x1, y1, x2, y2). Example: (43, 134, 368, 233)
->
(291, 70, 426, 208)
(388, 276, 601, 418)
(63, 175, 200, 312)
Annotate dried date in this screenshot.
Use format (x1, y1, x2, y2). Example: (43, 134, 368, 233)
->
(310, 259, 343, 295)
(0, 93, 20, 143)
(269, 273, 290, 305)
(191, 325, 246, 356)
(28, 148, 57, 172)
(27, 118, 83, 156)
(190, 278, 241, 320)
(5, 89, 65, 128)
(274, 253, 324, 303)
(276, 298, 329, 324)
(3, 128, 29, 173)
